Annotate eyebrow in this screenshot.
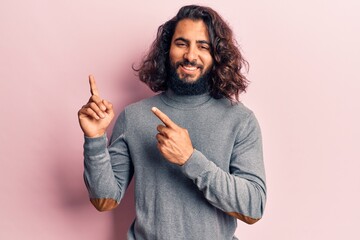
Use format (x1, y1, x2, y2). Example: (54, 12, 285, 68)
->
(174, 37, 211, 46)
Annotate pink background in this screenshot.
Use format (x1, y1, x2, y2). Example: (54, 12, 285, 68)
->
(1, 0, 359, 239)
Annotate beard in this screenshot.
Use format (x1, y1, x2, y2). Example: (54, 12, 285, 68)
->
(168, 59, 212, 96)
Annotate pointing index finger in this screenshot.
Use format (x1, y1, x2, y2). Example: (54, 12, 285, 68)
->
(89, 75, 100, 96)
(152, 107, 176, 128)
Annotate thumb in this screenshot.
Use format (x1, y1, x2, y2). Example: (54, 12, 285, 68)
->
(102, 99, 113, 113)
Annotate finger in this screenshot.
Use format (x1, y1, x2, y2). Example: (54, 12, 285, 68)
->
(79, 106, 101, 120)
(152, 107, 176, 128)
(157, 141, 165, 153)
(89, 102, 106, 119)
(103, 99, 113, 112)
(157, 124, 166, 133)
(89, 95, 106, 111)
(157, 124, 171, 137)
(156, 133, 167, 145)
(89, 75, 100, 96)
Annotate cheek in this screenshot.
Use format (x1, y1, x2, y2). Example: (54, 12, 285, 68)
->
(203, 55, 214, 70)
(169, 47, 182, 64)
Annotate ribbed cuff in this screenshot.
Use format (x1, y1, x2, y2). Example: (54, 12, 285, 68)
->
(181, 149, 214, 180)
(83, 134, 108, 156)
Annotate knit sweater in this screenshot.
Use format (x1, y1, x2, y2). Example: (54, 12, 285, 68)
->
(83, 89, 266, 240)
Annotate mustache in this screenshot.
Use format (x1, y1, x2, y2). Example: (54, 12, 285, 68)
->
(175, 59, 204, 69)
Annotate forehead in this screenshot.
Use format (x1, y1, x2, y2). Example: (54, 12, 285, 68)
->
(172, 19, 210, 41)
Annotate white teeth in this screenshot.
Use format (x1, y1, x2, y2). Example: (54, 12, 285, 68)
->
(183, 66, 197, 71)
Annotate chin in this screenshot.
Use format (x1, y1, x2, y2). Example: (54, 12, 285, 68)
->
(183, 77, 198, 83)
(178, 73, 200, 83)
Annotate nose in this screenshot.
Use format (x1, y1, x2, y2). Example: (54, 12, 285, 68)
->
(183, 45, 198, 63)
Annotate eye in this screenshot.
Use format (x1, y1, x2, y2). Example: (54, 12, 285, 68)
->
(175, 42, 187, 47)
(199, 45, 210, 51)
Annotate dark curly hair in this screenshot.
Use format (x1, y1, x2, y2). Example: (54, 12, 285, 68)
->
(133, 5, 249, 102)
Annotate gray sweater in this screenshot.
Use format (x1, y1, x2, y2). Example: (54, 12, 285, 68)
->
(83, 90, 266, 240)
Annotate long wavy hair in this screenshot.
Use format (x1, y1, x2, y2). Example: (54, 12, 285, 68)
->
(134, 5, 249, 102)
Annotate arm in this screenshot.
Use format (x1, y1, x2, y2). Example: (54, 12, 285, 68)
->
(181, 112, 266, 224)
(78, 75, 133, 211)
(83, 111, 133, 211)
(152, 107, 266, 224)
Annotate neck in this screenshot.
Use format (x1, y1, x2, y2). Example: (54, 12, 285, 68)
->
(160, 88, 212, 109)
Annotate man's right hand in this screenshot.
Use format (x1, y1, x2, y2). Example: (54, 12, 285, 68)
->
(78, 75, 115, 138)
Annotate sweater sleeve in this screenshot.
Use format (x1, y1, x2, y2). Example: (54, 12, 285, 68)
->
(83, 110, 133, 211)
(180, 112, 266, 224)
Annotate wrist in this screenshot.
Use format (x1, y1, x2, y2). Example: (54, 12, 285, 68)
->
(179, 148, 195, 166)
(85, 131, 105, 138)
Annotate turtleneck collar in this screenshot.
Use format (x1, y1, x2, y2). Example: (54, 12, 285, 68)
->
(160, 89, 213, 110)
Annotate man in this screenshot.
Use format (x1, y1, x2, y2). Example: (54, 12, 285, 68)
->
(78, 5, 266, 240)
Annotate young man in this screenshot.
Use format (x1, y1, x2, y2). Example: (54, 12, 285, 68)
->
(78, 5, 266, 240)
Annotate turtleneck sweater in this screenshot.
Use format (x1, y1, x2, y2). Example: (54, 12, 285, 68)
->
(83, 90, 266, 240)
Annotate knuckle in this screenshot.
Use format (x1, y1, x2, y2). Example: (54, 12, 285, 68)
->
(166, 132, 174, 139)
(90, 95, 100, 103)
(85, 108, 93, 114)
(89, 102, 98, 109)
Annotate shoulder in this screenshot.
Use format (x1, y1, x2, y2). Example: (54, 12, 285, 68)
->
(124, 93, 162, 114)
(213, 98, 261, 137)
(116, 93, 165, 128)
(112, 94, 162, 135)
(215, 97, 255, 119)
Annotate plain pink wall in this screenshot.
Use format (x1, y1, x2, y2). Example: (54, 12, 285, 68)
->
(1, 0, 359, 239)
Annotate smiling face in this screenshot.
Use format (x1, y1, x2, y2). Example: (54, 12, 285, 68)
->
(169, 19, 213, 83)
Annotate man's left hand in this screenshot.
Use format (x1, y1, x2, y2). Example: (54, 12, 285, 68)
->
(152, 107, 194, 166)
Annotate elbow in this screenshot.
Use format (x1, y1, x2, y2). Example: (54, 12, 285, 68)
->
(227, 187, 266, 224)
(90, 198, 119, 212)
(242, 216, 261, 225)
(244, 182, 266, 224)
(226, 212, 261, 224)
